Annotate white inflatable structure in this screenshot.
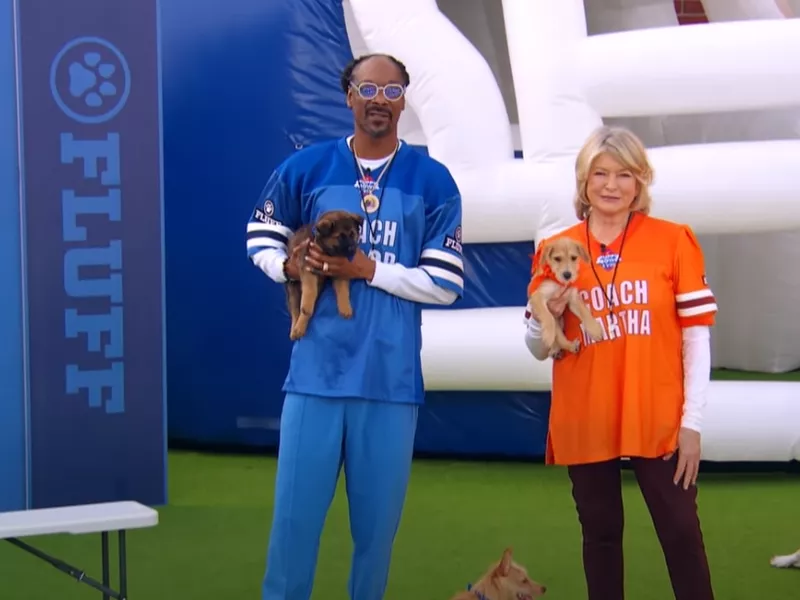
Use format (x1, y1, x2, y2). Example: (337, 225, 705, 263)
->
(344, 0, 800, 462)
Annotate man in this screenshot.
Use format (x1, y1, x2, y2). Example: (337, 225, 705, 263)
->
(245, 53, 465, 600)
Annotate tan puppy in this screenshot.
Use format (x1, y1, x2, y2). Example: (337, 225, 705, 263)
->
(449, 548, 546, 600)
(285, 210, 364, 340)
(527, 238, 604, 357)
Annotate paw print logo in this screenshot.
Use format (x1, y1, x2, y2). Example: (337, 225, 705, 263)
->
(50, 36, 131, 125)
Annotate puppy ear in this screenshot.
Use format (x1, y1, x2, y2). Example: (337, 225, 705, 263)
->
(532, 243, 549, 277)
(497, 548, 513, 577)
(542, 241, 555, 261)
(316, 218, 333, 237)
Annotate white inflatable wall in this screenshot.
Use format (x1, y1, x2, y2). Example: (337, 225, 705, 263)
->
(586, 0, 800, 375)
(344, 0, 800, 461)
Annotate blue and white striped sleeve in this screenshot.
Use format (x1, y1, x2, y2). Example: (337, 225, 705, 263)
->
(246, 169, 300, 281)
(418, 192, 465, 299)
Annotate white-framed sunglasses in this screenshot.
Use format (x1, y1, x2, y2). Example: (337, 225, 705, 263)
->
(350, 81, 406, 102)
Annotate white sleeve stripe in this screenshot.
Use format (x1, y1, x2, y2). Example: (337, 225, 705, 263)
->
(678, 303, 718, 317)
(247, 221, 292, 238)
(676, 289, 714, 302)
(420, 265, 464, 289)
(420, 248, 463, 269)
(247, 237, 286, 251)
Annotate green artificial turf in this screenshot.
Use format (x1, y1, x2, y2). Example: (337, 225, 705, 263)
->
(711, 367, 800, 382)
(0, 451, 798, 599)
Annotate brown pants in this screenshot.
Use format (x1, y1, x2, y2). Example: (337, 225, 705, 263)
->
(567, 455, 714, 600)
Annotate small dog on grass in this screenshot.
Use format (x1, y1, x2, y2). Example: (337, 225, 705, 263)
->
(527, 237, 604, 357)
(770, 548, 800, 569)
(285, 210, 364, 340)
(448, 548, 546, 600)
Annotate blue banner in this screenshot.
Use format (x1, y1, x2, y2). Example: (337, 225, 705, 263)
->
(17, 0, 166, 508)
(0, 0, 26, 513)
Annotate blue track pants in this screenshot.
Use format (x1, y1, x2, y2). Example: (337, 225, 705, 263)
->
(261, 392, 418, 600)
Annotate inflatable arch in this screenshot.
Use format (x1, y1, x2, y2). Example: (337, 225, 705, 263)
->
(344, 0, 800, 461)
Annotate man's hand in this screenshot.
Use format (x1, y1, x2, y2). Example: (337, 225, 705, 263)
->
(664, 427, 702, 490)
(305, 243, 376, 281)
(283, 240, 308, 281)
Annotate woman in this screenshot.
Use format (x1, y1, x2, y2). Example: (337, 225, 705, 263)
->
(524, 125, 717, 599)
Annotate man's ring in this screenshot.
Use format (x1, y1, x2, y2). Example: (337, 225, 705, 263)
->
(322, 262, 329, 273)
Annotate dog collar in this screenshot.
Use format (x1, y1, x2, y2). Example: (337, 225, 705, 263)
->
(539, 263, 573, 288)
(466, 583, 491, 600)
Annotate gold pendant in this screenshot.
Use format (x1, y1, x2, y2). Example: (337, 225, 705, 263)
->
(362, 193, 380, 214)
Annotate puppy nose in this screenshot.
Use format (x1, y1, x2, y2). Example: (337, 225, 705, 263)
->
(541, 586, 547, 594)
(562, 271, 572, 280)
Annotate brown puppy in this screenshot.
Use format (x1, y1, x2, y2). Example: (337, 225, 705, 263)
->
(285, 210, 364, 340)
(527, 237, 604, 357)
(449, 548, 546, 600)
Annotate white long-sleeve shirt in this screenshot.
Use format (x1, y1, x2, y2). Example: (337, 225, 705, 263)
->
(523, 317, 710, 432)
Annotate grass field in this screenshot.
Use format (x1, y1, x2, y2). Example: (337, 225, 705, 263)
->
(1, 369, 797, 598)
(0, 450, 798, 600)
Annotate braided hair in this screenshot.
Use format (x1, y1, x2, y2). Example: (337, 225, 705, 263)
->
(339, 53, 410, 94)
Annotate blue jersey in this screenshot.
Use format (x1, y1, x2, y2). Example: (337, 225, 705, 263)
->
(246, 137, 464, 404)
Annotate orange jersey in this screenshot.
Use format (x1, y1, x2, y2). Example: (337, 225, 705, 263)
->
(528, 213, 717, 466)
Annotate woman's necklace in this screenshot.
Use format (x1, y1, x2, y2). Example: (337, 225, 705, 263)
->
(585, 212, 633, 318)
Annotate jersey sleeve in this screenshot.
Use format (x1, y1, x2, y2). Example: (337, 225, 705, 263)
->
(418, 178, 465, 298)
(674, 225, 717, 327)
(246, 168, 301, 259)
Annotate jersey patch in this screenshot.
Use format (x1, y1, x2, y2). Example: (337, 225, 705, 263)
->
(702, 274, 708, 286)
(354, 176, 379, 195)
(443, 235, 462, 254)
(596, 253, 620, 271)
(253, 207, 281, 226)
(443, 225, 463, 254)
(263, 199, 275, 217)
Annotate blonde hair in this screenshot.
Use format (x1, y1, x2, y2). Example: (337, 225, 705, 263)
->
(573, 125, 654, 221)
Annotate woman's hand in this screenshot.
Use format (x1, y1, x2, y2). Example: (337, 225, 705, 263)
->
(305, 243, 376, 281)
(528, 287, 571, 324)
(546, 287, 571, 317)
(664, 427, 702, 490)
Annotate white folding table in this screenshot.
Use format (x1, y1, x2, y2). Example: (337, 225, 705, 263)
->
(0, 501, 159, 599)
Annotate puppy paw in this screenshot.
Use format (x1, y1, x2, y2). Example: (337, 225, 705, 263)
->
(289, 324, 307, 340)
(585, 320, 604, 342)
(566, 338, 581, 353)
(547, 346, 563, 360)
(770, 554, 800, 568)
(338, 305, 353, 319)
